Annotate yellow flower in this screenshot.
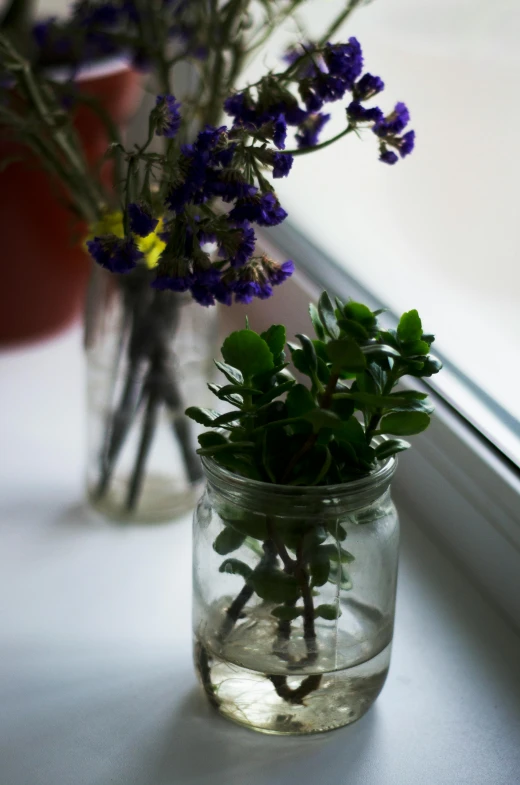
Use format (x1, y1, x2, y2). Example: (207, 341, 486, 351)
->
(85, 211, 166, 270)
(137, 217, 167, 270)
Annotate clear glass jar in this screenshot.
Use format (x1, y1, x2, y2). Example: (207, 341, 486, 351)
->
(193, 456, 399, 735)
(85, 267, 218, 523)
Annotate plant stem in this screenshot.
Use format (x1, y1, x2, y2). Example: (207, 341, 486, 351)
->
(125, 380, 160, 511)
(280, 371, 339, 484)
(318, 0, 367, 47)
(365, 366, 400, 444)
(218, 539, 277, 640)
(284, 125, 354, 158)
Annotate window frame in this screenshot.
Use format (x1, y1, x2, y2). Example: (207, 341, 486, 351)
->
(222, 222, 520, 631)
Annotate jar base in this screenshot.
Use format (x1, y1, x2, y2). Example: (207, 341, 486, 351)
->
(195, 640, 390, 735)
(87, 473, 203, 524)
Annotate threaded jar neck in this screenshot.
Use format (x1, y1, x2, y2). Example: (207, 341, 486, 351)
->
(201, 456, 397, 518)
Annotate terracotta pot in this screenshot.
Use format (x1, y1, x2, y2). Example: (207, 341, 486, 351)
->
(0, 61, 144, 347)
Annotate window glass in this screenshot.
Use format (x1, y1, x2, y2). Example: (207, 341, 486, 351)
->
(254, 1, 520, 454)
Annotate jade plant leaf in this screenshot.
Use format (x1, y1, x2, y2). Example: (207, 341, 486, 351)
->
(213, 527, 246, 555)
(221, 330, 274, 379)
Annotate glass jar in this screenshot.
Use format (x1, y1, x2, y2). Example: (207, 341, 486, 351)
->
(85, 267, 218, 523)
(193, 456, 399, 735)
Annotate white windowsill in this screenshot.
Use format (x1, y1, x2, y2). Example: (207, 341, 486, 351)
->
(1, 325, 520, 785)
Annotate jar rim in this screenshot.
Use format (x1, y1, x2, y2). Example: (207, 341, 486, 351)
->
(201, 453, 397, 505)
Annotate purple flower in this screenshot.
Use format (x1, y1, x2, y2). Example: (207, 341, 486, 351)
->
(347, 101, 383, 124)
(299, 84, 324, 113)
(86, 235, 143, 274)
(195, 267, 221, 287)
(232, 280, 261, 304)
(127, 202, 158, 237)
(267, 259, 295, 286)
(283, 42, 322, 79)
(354, 73, 385, 101)
(314, 74, 348, 103)
(206, 171, 257, 203)
(272, 152, 294, 179)
(281, 104, 309, 127)
(373, 102, 410, 138)
(196, 125, 226, 151)
(379, 149, 399, 165)
(273, 115, 287, 150)
(198, 230, 217, 246)
(190, 285, 215, 306)
(229, 192, 288, 227)
(224, 92, 258, 126)
(295, 113, 330, 148)
(218, 223, 256, 267)
(155, 94, 182, 138)
(397, 129, 415, 157)
(257, 282, 274, 299)
(323, 39, 363, 88)
(32, 17, 56, 48)
(213, 282, 233, 306)
(73, 1, 120, 26)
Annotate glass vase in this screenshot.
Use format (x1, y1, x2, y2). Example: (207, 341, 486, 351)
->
(85, 266, 218, 523)
(193, 456, 399, 735)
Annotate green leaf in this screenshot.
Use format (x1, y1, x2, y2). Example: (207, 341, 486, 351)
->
(337, 318, 369, 341)
(389, 389, 428, 401)
(256, 379, 295, 407)
(218, 384, 262, 397)
(303, 409, 342, 432)
(286, 384, 317, 418)
(401, 339, 430, 357)
(379, 411, 431, 436)
(296, 334, 318, 375)
(289, 347, 310, 376)
(343, 301, 376, 328)
(271, 605, 304, 621)
(213, 528, 246, 555)
(375, 439, 411, 460)
(397, 309, 422, 343)
(222, 330, 274, 380)
(309, 303, 326, 341)
(318, 292, 340, 339)
(326, 339, 367, 373)
(310, 446, 332, 486)
(197, 441, 255, 456)
(260, 325, 286, 357)
(212, 410, 244, 426)
(361, 344, 401, 360)
(198, 432, 228, 449)
(315, 603, 341, 620)
(214, 360, 244, 385)
(312, 340, 329, 363)
(185, 407, 220, 426)
(325, 520, 347, 541)
(225, 512, 267, 540)
(412, 356, 443, 377)
(219, 558, 252, 580)
(251, 566, 300, 603)
(319, 544, 355, 563)
(331, 395, 356, 421)
(328, 563, 352, 591)
(379, 330, 400, 350)
(386, 391, 434, 414)
(333, 390, 432, 413)
(215, 454, 262, 480)
(335, 416, 366, 445)
(309, 548, 330, 587)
